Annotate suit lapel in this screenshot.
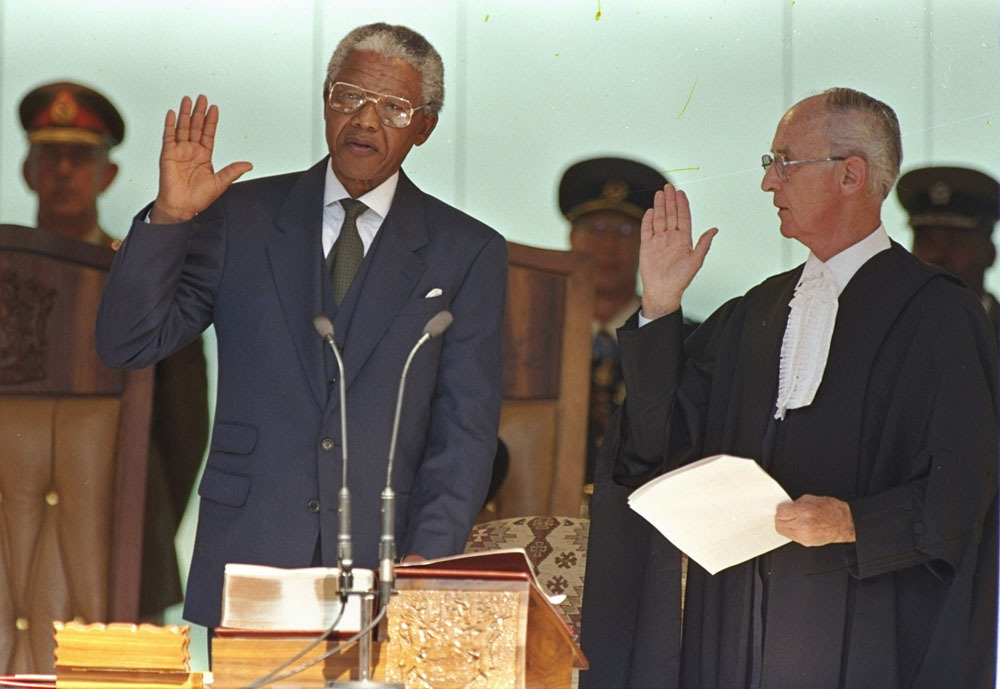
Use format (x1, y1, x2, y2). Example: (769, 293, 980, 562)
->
(341, 171, 429, 391)
(267, 159, 329, 411)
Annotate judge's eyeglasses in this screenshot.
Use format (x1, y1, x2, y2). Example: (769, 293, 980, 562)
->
(761, 153, 845, 180)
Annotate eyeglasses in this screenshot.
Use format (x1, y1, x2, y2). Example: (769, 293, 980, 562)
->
(326, 81, 427, 129)
(761, 153, 845, 179)
(577, 218, 637, 237)
(31, 144, 104, 168)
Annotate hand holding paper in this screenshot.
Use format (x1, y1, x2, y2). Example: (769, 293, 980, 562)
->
(627, 454, 792, 575)
(775, 494, 856, 545)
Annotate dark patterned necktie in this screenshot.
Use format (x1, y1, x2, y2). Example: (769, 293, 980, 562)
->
(328, 198, 368, 305)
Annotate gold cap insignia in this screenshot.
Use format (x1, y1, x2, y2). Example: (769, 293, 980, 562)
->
(601, 179, 629, 204)
(928, 180, 952, 206)
(50, 91, 79, 126)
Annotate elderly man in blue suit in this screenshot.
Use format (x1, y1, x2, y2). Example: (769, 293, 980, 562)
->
(96, 23, 507, 636)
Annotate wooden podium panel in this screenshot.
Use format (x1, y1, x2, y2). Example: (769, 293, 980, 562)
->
(390, 567, 586, 689)
(384, 576, 529, 688)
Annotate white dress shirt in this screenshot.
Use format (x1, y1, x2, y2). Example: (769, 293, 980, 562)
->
(322, 165, 398, 258)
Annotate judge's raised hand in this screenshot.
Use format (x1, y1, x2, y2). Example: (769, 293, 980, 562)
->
(149, 95, 253, 224)
(638, 184, 718, 320)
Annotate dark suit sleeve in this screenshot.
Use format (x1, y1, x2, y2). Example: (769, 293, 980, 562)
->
(96, 208, 222, 369)
(401, 232, 508, 559)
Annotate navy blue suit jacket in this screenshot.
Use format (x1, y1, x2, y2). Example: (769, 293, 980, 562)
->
(96, 160, 507, 628)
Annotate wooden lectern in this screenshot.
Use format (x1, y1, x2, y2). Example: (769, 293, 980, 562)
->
(211, 552, 586, 689)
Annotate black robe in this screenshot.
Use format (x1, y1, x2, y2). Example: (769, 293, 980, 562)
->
(580, 242, 998, 689)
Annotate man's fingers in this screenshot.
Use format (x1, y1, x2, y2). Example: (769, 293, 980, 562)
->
(663, 184, 679, 231)
(651, 189, 666, 234)
(640, 207, 655, 241)
(175, 96, 193, 142)
(216, 161, 254, 190)
(163, 96, 222, 155)
(200, 104, 220, 148)
(676, 189, 692, 236)
(162, 109, 177, 147)
(694, 227, 718, 261)
(189, 95, 208, 142)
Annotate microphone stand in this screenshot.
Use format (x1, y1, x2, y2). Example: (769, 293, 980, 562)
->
(315, 316, 390, 687)
(379, 310, 453, 608)
(324, 311, 452, 689)
(313, 316, 354, 595)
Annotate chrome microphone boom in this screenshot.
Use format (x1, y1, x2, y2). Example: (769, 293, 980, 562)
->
(313, 314, 354, 593)
(380, 310, 454, 603)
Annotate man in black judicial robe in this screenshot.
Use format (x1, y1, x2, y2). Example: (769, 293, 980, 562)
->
(579, 88, 998, 689)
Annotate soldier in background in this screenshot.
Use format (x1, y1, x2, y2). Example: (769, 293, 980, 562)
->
(896, 164, 999, 686)
(558, 157, 673, 484)
(19, 81, 209, 620)
(896, 165, 999, 331)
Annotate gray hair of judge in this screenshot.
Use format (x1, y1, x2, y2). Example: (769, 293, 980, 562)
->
(820, 87, 902, 200)
(325, 23, 445, 115)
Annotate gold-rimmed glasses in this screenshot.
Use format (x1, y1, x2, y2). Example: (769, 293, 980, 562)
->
(326, 81, 427, 129)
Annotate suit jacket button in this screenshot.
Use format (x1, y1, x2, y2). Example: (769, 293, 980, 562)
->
(307, 499, 321, 513)
(321, 438, 335, 451)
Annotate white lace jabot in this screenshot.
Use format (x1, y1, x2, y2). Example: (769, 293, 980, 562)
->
(773, 225, 891, 420)
(774, 261, 839, 420)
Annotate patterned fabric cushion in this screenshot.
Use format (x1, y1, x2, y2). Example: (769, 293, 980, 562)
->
(465, 516, 589, 642)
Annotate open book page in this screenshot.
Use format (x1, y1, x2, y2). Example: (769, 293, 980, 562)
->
(628, 454, 793, 575)
(219, 564, 374, 632)
(397, 548, 566, 605)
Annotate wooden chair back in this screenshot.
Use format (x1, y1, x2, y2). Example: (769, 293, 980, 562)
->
(0, 225, 153, 672)
(491, 242, 593, 519)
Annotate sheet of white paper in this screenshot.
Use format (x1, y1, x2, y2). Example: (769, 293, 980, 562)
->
(628, 454, 793, 575)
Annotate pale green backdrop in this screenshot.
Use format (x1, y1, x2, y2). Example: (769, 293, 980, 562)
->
(1, 0, 997, 670)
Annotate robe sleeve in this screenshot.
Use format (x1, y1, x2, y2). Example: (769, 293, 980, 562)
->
(611, 299, 742, 486)
(846, 294, 998, 580)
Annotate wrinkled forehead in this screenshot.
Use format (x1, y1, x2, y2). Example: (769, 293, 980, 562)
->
(334, 50, 423, 101)
(771, 100, 828, 155)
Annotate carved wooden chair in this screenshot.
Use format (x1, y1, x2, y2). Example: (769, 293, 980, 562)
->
(465, 515, 590, 644)
(484, 242, 593, 521)
(0, 225, 153, 672)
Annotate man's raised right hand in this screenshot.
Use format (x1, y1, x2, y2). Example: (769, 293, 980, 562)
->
(149, 94, 253, 224)
(638, 184, 718, 320)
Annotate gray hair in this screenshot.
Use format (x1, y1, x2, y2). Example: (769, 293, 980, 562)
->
(326, 23, 444, 115)
(821, 87, 902, 199)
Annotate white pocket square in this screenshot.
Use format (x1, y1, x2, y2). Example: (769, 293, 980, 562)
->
(424, 288, 443, 298)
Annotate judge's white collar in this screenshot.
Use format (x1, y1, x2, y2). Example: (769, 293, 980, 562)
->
(802, 224, 891, 295)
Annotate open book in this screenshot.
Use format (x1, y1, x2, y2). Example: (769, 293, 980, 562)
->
(628, 454, 793, 574)
(218, 564, 374, 632)
(397, 548, 566, 605)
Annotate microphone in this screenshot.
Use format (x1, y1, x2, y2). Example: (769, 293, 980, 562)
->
(312, 314, 353, 594)
(379, 310, 454, 604)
